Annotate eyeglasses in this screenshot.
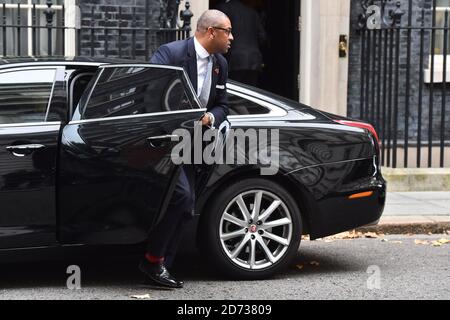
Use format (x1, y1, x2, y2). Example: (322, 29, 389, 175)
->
(211, 26, 232, 36)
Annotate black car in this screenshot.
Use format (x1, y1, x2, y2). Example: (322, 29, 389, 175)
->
(0, 57, 385, 279)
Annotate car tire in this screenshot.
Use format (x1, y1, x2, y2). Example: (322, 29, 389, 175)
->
(200, 178, 302, 279)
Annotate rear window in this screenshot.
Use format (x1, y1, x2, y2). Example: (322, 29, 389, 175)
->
(228, 91, 271, 115)
(0, 69, 56, 124)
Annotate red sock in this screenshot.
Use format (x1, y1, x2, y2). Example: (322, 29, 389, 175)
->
(145, 253, 165, 264)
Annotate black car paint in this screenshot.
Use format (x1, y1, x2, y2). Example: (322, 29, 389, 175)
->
(196, 110, 384, 240)
(0, 58, 385, 256)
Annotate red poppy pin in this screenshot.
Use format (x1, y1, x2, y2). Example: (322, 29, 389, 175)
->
(214, 67, 220, 75)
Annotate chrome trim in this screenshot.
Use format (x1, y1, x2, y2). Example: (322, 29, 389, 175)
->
(0, 62, 105, 71)
(69, 109, 207, 125)
(100, 63, 185, 72)
(182, 68, 202, 108)
(6, 144, 45, 150)
(236, 122, 363, 130)
(44, 70, 58, 121)
(285, 157, 373, 176)
(0, 65, 60, 74)
(6, 144, 46, 157)
(0, 122, 61, 128)
(147, 135, 180, 140)
(147, 135, 180, 148)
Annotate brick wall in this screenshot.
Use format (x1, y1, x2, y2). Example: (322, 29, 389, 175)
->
(79, 0, 167, 60)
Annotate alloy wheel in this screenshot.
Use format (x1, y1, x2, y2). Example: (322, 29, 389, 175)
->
(219, 190, 293, 270)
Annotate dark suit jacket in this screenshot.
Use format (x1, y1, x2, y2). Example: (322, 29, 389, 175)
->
(216, 0, 267, 72)
(150, 37, 229, 126)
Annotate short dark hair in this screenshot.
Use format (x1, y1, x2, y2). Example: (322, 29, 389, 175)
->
(196, 10, 229, 32)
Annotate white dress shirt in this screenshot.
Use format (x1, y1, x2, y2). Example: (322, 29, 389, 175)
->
(193, 36, 215, 127)
(194, 36, 211, 97)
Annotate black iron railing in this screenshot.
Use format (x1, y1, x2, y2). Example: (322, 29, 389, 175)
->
(356, 0, 450, 168)
(1, 1, 67, 56)
(0, 0, 192, 60)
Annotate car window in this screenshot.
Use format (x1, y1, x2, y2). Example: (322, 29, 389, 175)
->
(227, 91, 271, 115)
(0, 69, 56, 124)
(82, 67, 193, 120)
(68, 72, 95, 116)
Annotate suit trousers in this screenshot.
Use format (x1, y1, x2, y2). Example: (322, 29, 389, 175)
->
(146, 166, 194, 268)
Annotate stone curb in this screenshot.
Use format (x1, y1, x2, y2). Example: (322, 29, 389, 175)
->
(357, 222, 450, 235)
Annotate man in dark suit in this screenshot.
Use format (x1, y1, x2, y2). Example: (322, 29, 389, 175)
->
(216, 0, 267, 86)
(139, 9, 233, 289)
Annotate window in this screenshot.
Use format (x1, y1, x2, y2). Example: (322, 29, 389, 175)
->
(227, 91, 271, 115)
(435, 0, 450, 55)
(82, 67, 193, 120)
(426, 0, 450, 82)
(0, 0, 68, 56)
(0, 68, 56, 124)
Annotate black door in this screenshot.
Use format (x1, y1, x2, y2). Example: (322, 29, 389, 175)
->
(210, 0, 301, 100)
(59, 64, 204, 245)
(0, 67, 64, 249)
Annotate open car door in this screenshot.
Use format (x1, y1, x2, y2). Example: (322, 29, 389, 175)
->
(58, 64, 204, 245)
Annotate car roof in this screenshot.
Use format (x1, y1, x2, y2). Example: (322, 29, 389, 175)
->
(0, 56, 312, 114)
(0, 56, 141, 68)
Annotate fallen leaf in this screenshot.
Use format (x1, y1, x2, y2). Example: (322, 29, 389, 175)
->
(344, 231, 363, 239)
(296, 264, 304, 270)
(431, 241, 442, 247)
(437, 238, 450, 245)
(414, 240, 430, 245)
(364, 232, 379, 239)
(131, 294, 151, 300)
(321, 230, 383, 241)
(301, 235, 310, 241)
(328, 231, 361, 240)
(310, 261, 320, 266)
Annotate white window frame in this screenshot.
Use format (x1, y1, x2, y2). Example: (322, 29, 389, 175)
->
(425, 5, 450, 83)
(1, 0, 79, 56)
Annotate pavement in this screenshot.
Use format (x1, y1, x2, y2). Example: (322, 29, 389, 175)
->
(358, 192, 450, 234)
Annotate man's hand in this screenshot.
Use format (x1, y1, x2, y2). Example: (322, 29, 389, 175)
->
(201, 113, 211, 127)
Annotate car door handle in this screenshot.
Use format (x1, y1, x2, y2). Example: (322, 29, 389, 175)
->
(147, 135, 180, 148)
(6, 144, 46, 157)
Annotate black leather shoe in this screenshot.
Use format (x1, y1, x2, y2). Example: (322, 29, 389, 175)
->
(139, 259, 183, 289)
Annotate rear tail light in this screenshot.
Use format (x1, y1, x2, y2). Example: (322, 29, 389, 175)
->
(334, 120, 380, 146)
